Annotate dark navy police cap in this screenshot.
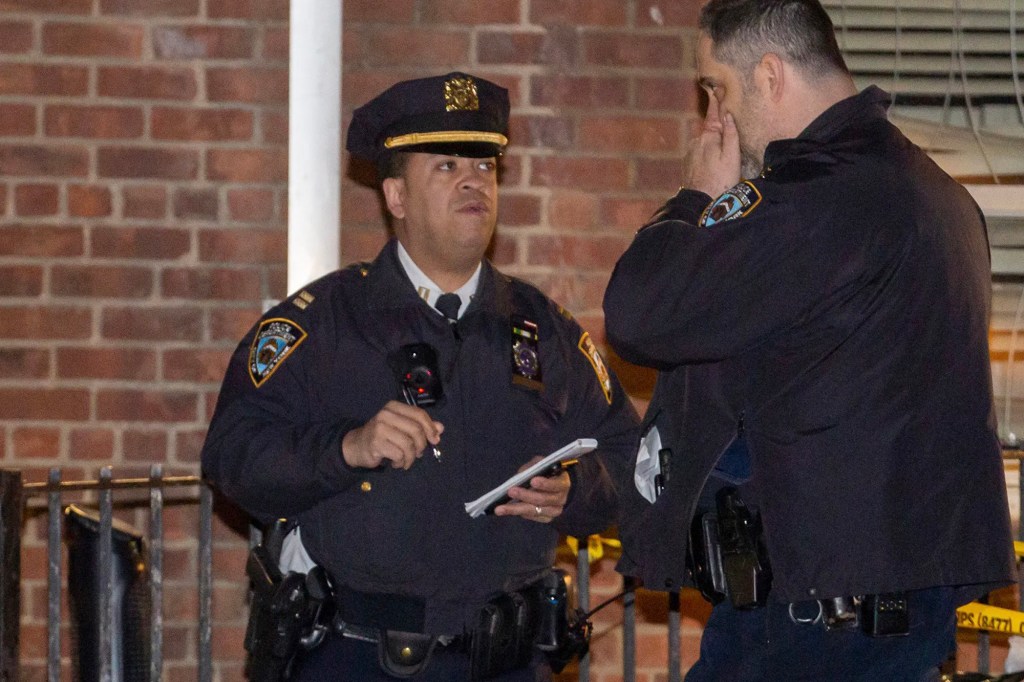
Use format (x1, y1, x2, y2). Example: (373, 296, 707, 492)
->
(346, 72, 510, 173)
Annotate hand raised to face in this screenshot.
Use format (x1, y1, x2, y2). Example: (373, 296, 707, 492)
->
(685, 90, 742, 198)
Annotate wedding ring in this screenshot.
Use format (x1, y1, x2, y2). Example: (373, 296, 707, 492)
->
(534, 505, 543, 516)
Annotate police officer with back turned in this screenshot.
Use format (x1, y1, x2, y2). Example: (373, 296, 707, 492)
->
(201, 72, 638, 681)
(603, 0, 1015, 679)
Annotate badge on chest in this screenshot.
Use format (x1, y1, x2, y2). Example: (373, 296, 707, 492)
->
(510, 315, 543, 391)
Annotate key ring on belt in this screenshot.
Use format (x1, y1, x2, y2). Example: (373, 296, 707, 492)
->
(788, 600, 823, 625)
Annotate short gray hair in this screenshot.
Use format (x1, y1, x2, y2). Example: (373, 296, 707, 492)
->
(699, 0, 849, 79)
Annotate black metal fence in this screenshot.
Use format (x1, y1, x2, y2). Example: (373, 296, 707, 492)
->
(0, 457, 1022, 681)
(0, 466, 212, 682)
(0, 471, 22, 682)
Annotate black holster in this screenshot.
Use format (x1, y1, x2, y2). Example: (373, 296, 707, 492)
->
(244, 521, 334, 682)
(688, 487, 772, 609)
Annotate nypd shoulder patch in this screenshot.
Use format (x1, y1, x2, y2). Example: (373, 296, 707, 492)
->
(248, 318, 308, 388)
(699, 181, 762, 228)
(577, 332, 613, 405)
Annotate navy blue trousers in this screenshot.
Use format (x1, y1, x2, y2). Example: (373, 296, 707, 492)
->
(685, 587, 957, 682)
(289, 634, 552, 681)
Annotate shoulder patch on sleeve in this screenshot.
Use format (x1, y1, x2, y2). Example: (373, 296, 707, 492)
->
(699, 180, 762, 228)
(248, 318, 308, 387)
(577, 332, 613, 405)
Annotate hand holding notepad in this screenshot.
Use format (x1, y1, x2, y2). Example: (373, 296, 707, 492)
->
(464, 438, 598, 518)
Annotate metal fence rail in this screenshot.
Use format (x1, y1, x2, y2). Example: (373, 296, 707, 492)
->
(1, 465, 211, 682)
(1, 455, 1022, 681)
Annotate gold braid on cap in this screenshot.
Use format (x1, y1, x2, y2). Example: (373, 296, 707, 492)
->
(383, 131, 508, 149)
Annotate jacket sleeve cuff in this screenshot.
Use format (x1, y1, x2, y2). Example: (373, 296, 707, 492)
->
(552, 461, 615, 537)
(638, 188, 713, 233)
(315, 419, 369, 489)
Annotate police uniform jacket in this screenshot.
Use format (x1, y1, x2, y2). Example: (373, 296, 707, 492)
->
(604, 86, 1015, 604)
(202, 239, 639, 634)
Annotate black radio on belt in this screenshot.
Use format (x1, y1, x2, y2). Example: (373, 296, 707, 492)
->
(388, 343, 444, 407)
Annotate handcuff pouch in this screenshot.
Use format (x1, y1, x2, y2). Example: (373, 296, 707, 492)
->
(377, 630, 439, 678)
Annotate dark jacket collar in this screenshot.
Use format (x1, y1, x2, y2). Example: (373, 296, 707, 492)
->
(764, 86, 892, 169)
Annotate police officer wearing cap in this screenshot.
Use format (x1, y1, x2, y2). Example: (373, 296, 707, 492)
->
(201, 72, 638, 681)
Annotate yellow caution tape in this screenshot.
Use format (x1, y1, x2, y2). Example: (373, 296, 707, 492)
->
(956, 601, 1024, 635)
(565, 535, 622, 564)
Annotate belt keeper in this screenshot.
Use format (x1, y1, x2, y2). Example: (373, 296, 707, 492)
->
(787, 600, 823, 625)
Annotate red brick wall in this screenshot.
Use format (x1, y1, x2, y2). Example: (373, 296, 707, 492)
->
(0, 0, 704, 679)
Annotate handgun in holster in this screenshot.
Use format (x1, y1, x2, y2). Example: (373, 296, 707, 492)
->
(243, 520, 334, 682)
(688, 487, 771, 609)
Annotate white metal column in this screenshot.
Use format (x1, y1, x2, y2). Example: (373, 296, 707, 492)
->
(288, 0, 342, 294)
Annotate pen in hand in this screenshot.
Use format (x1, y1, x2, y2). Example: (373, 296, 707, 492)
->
(537, 458, 579, 479)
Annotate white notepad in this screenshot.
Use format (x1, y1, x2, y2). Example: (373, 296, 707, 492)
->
(463, 438, 598, 518)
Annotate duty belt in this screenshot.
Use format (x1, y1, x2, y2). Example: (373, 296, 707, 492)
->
(333, 617, 465, 651)
(330, 616, 462, 678)
(334, 585, 427, 634)
(789, 592, 910, 637)
(331, 572, 591, 680)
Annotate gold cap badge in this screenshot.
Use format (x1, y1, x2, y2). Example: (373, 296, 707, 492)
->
(444, 76, 479, 112)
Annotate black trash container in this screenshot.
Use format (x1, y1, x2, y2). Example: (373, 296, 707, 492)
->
(65, 504, 150, 682)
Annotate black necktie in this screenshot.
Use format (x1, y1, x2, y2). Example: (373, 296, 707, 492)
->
(435, 293, 461, 322)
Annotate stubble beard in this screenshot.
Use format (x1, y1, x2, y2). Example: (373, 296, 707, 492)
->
(740, 148, 763, 180)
